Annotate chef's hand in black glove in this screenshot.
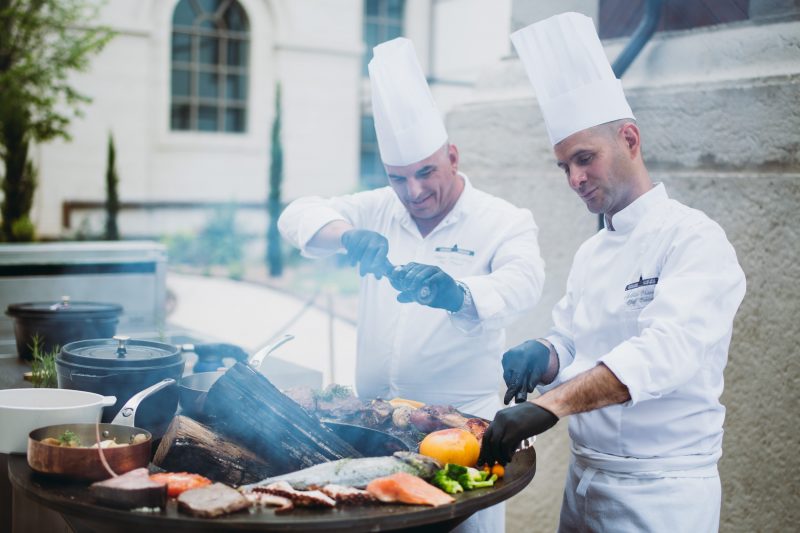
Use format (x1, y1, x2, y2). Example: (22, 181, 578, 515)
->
(502, 340, 552, 405)
(389, 262, 464, 312)
(193, 343, 249, 361)
(192, 343, 249, 372)
(477, 402, 559, 466)
(340, 229, 390, 278)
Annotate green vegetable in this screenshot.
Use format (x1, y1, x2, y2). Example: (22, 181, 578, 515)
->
(434, 463, 498, 493)
(314, 384, 353, 402)
(29, 334, 58, 388)
(432, 470, 464, 494)
(443, 464, 468, 478)
(58, 430, 81, 447)
(457, 467, 498, 490)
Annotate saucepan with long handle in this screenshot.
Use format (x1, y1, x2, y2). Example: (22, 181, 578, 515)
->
(27, 378, 175, 481)
(178, 334, 294, 419)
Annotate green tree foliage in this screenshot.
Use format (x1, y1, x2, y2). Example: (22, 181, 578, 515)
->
(0, 104, 36, 241)
(266, 83, 284, 276)
(163, 205, 248, 276)
(0, 0, 114, 241)
(104, 132, 119, 240)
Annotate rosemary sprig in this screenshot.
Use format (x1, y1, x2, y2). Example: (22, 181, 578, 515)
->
(30, 334, 59, 388)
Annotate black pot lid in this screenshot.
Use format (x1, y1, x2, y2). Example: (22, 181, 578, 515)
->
(60, 337, 181, 368)
(7, 297, 122, 320)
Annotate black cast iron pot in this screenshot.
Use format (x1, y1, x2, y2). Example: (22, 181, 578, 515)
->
(6, 297, 122, 361)
(56, 336, 184, 438)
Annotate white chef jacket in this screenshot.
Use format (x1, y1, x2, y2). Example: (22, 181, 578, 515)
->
(544, 183, 746, 469)
(279, 173, 545, 419)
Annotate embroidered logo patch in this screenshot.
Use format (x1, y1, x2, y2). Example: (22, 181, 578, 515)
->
(625, 276, 659, 291)
(624, 276, 658, 309)
(434, 244, 475, 256)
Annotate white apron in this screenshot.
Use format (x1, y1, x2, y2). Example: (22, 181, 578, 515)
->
(558, 448, 720, 533)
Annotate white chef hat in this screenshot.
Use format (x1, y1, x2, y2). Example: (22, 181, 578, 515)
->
(368, 38, 448, 166)
(510, 12, 635, 146)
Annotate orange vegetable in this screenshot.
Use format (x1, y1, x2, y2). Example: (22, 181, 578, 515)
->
(149, 472, 212, 497)
(491, 463, 505, 478)
(388, 397, 425, 409)
(481, 463, 505, 479)
(419, 428, 480, 467)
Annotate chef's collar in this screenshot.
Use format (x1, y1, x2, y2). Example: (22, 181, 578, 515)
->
(394, 172, 473, 236)
(606, 183, 667, 233)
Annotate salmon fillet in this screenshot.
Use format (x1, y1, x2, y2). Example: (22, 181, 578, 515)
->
(366, 472, 455, 507)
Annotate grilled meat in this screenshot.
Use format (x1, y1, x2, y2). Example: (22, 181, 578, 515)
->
(242, 491, 294, 513)
(321, 484, 377, 504)
(177, 482, 250, 518)
(465, 418, 490, 441)
(354, 399, 394, 427)
(90, 468, 167, 510)
(283, 387, 316, 411)
(409, 405, 468, 433)
(252, 481, 336, 508)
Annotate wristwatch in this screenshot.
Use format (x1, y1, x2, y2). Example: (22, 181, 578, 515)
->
(451, 280, 474, 315)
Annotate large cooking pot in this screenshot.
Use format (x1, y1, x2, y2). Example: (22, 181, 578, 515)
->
(56, 336, 184, 437)
(6, 297, 122, 361)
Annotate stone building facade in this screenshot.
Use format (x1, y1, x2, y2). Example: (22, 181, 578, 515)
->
(447, 1, 799, 530)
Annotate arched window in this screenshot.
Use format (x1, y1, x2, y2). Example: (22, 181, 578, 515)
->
(361, 0, 405, 188)
(170, 0, 250, 133)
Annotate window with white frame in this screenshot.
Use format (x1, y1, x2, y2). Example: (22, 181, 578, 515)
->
(362, 0, 405, 76)
(170, 0, 250, 133)
(361, 0, 405, 188)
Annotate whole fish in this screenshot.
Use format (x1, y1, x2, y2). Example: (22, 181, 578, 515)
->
(242, 452, 440, 491)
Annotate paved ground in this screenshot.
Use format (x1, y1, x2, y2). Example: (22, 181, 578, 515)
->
(165, 272, 358, 388)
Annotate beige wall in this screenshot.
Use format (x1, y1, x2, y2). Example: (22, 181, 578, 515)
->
(447, 15, 800, 533)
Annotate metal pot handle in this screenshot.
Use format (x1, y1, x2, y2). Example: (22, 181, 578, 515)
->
(110, 378, 175, 426)
(248, 334, 295, 370)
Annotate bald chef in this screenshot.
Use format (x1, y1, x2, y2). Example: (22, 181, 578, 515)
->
(478, 12, 746, 532)
(278, 37, 544, 532)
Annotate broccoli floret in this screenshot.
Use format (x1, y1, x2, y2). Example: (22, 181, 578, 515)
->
(432, 470, 464, 494)
(457, 467, 498, 490)
(437, 464, 498, 491)
(443, 463, 469, 479)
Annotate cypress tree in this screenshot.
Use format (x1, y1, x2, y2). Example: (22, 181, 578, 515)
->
(104, 132, 120, 240)
(267, 83, 284, 276)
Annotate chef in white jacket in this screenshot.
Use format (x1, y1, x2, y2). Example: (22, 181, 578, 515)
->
(279, 38, 545, 532)
(478, 13, 746, 533)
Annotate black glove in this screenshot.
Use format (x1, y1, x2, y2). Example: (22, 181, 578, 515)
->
(340, 229, 390, 278)
(478, 402, 559, 466)
(192, 343, 248, 372)
(502, 340, 552, 405)
(389, 262, 464, 312)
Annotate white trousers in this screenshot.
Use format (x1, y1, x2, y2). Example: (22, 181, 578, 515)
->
(558, 456, 720, 533)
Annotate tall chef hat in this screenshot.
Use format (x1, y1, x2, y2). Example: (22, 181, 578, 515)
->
(510, 12, 635, 146)
(368, 37, 448, 166)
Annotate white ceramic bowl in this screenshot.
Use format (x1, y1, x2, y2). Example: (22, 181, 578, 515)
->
(0, 388, 116, 454)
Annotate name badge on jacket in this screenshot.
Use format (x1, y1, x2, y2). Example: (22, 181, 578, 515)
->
(624, 275, 658, 309)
